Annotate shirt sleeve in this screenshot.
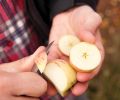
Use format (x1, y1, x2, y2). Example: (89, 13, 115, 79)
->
(48, 0, 99, 20)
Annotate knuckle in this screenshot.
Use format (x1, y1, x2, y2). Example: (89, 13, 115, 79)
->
(95, 13, 102, 24)
(19, 57, 26, 65)
(37, 76, 47, 95)
(42, 80, 47, 91)
(29, 72, 48, 96)
(40, 78, 47, 92)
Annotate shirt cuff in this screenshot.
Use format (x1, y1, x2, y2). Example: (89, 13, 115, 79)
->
(49, 0, 99, 20)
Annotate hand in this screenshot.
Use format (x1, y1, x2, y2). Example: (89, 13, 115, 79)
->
(47, 5, 104, 96)
(0, 46, 47, 100)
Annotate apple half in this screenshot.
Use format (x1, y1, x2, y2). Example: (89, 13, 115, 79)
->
(58, 35, 80, 56)
(43, 59, 77, 96)
(70, 42, 101, 72)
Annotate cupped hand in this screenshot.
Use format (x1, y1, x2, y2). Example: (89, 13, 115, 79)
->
(47, 5, 104, 96)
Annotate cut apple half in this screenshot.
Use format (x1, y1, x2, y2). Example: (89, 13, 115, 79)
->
(70, 42, 101, 72)
(35, 52, 47, 73)
(58, 35, 80, 56)
(43, 59, 77, 96)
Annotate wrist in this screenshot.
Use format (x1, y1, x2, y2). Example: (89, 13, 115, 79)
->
(53, 5, 94, 21)
(52, 5, 96, 28)
(52, 11, 69, 28)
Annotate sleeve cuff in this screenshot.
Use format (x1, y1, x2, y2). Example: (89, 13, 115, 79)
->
(48, 0, 74, 20)
(49, 0, 99, 20)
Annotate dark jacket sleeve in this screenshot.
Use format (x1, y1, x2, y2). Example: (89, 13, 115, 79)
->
(25, 0, 99, 45)
(48, 0, 99, 19)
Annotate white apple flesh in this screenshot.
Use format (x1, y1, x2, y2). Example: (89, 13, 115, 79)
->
(35, 35, 101, 96)
(35, 52, 47, 73)
(43, 59, 77, 96)
(70, 42, 101, 72)
(58, 35, 80, 56)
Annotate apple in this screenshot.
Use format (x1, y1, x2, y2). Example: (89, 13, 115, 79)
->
(43, 59, 77, 96)
(34, 35, 101, 97)
(35, 52, 47, 73)
(58, 35, 80, 56)
(58, 35, 101, 72)
(70, 42, 101, 72)
(35, 53, 77, 96)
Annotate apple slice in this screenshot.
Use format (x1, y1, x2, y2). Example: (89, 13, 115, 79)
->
(35, 52, 47, 73)
(43, 59, 77, 96)
(58, 35, 80, 56)
(53, 60, 77, 89)
(70, 42, 101, 72)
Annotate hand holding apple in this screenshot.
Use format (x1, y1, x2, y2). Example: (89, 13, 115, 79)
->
(47, 5, 104, 96)
(44, 59, 77, 96)
(58, 35, 101, 72)
(35, 34, 104, 97)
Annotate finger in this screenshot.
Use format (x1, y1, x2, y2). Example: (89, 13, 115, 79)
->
(71, 82, 88, 96)
(77, 31, 105, 82)
(0, 46, 45, 72)
(47, 82, 57, 96)
(10, 72, 47, 97)
(77, 55, 103, 82)
(13, 97, 39, 100)
(95, 31, 105, 62)
(77, 59, 103, 83)
(47, 43, 61, 61)
(91, 12, 102, 34)
(77, 30, 95, 43)
(91, 31, 105, 77)
(84, 12, 102, 35)
(77, 72, 94, 82)
(0, 96, 39, 100)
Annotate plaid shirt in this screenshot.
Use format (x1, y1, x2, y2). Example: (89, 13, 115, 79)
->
(0, 0, 40, 63)
(0, 1, 83, 99)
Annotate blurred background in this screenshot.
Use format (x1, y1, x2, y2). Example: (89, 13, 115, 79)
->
(87, 0, 120, 100)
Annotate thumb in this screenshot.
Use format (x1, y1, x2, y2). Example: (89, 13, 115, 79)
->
(0, 46, 45, 72)
(77, 30, 96, 43)
(47, 44, 60, 61)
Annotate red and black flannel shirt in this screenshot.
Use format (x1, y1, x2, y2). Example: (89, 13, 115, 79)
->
(0, 0, 40, 63)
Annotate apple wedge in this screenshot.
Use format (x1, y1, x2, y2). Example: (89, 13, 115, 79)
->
(35, 52, 47, 73)
(43, 59, 77, 96)
(70, 42, 101, 72)
(58, 35, 80, 56)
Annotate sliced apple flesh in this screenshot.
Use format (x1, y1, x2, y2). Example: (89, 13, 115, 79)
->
(58, 35, 80, 56)
(35, 35, 101, 96)
(70, 42, 101, 72)
(43, 59, 77, 96)
(35, 52, 47, 73)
